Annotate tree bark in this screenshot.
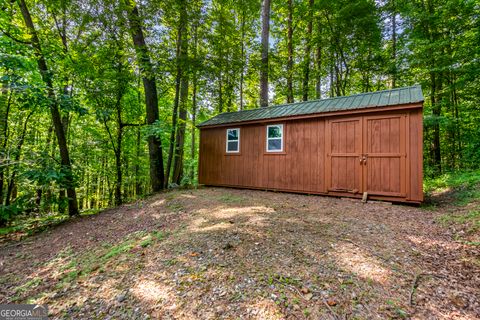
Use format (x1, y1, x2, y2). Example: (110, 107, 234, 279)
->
(190, 24, 198, 181)
(302, 0, 314, 101)
(123, 0, 165, 192)
(315, 19, 322, 99)
(0, 82, 11, 205)
(260, 0, 271, 107)
(115, 93, 124, 206)
(5, 111, 33, 206)
(172, 0, 189, 185)
(391, 0, 397, 88)
(425, 0, 441, 173)
(17, 0, 79, 216)
(135, 128, 142, 197)
(239, 9, 246, 110)
(286, 0, 294, 103)
(165, 19, 183, 187)
(218, 74, 223, 113)
(115, 124, 123, 206)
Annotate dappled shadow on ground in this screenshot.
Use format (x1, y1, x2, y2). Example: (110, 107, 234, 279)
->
(0, 187, 478, 319)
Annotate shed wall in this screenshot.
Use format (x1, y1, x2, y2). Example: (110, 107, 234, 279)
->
(198, 107, 423, 203)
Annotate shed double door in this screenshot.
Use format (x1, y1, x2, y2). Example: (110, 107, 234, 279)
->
(326, 114, 407, 198)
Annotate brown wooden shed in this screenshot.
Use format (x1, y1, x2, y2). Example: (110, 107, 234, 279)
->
(197, 86, 424, 203)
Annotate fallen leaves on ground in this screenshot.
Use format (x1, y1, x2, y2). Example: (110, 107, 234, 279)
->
(0, 187, 478, 319)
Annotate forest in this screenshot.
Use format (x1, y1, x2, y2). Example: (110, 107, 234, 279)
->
(0, 0, 479, 224)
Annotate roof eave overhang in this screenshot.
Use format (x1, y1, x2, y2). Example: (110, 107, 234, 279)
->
(197, 102, 423, 129)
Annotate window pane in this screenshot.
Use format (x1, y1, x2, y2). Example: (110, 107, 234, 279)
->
(268, 139, 282, 151)
(268, 126, 282, 138)
(227, 141, 239, 152)
(227, 129, 238, 141)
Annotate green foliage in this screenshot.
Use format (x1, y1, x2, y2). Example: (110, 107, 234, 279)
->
(0, 0, 478, 226)
(424, 169, 480, 204)
(0, 200, 28, 228)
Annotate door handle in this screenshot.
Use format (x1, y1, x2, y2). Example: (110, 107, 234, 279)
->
(360, 155, 367, 164)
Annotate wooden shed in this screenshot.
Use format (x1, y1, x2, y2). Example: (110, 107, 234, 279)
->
(197, 86, 424, 203)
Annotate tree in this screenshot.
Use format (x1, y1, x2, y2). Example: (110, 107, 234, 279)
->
(17, 0, 79, 216)
(172, 0, 190, 185)
(123, 0, 165, 191)
(259, 0, 271, 107)
(302, 0, 314, 101)
(286, 0, 294, 103)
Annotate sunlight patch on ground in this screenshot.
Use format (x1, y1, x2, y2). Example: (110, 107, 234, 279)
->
(189, 206, 275, 232)
(95, 277, 122, 301)
(331, 242, 391, 284)
(178, 194, 197, 199)
(38, 251, 75, 282)
(407, 235, 462, 251)
(202, 206, 275, 219)
(132, 279, 171, 304)
(247, 298, 284, 320)
(193, 221, 234, 232)
(421, 300, 475, 320)
(429, 187, 452, 197)
(243, 215, 270, 227)
(150, 199, 166, 207)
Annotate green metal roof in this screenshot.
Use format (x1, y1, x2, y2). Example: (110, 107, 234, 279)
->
(198, 85, 423, 127)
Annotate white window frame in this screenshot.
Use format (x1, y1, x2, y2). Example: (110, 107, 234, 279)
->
(266, 124, 284, 152)
(226, 128, 240, 153)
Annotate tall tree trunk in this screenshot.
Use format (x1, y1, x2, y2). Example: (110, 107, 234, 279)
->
(115, 88, 124, 206)
(391, 0, 397, 88)
(115, 124, 123, 206)
(424, 0, 441, 173)
(218, 74, 223, 113)
(329, 52, 334, 97)
(165, 27, 183, 187)
(431, 73, 442, 173)
(259, 0, 271, 107)
(53, 2, 70, 214)
(0, 82, 11, 206)
(239, 10, 246, 110)
(286, 0, 294, 103)
(315, 45, 322, 99)
(172, 79, 188, 184)
(172, 0, 189, 185)
(123, 0, 165, 192)
(452, 80, 461, 167)
(302, 0, 314, 101)
(315, 20, 322, 99)
(5, 111, 33, 206)
(135, 127, 142, 197)
(17, 0, 79, 216)
(190, 25, 198, 182)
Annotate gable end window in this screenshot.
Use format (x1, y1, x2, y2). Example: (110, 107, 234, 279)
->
(266, 124, 284, 152)
(226, 128, 240, 153)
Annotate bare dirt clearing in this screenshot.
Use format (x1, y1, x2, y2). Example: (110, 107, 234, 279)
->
(1, 187, 479, 319)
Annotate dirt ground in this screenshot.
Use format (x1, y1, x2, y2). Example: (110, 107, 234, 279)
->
(0, 187, 479, 319)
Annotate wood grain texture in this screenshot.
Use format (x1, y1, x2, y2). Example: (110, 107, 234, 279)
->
(198, 107, 423, 203)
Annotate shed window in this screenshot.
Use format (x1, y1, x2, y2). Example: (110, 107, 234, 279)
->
(266, 124, 283, 152)
(226, 128, 240, 153)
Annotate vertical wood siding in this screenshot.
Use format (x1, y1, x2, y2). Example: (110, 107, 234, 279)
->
(198, 108, 423, 203)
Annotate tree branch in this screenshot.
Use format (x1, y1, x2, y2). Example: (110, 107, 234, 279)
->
(0, 27, 32, 45)
(102, 117, 118, 155)
(121, 122, 145, 128)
